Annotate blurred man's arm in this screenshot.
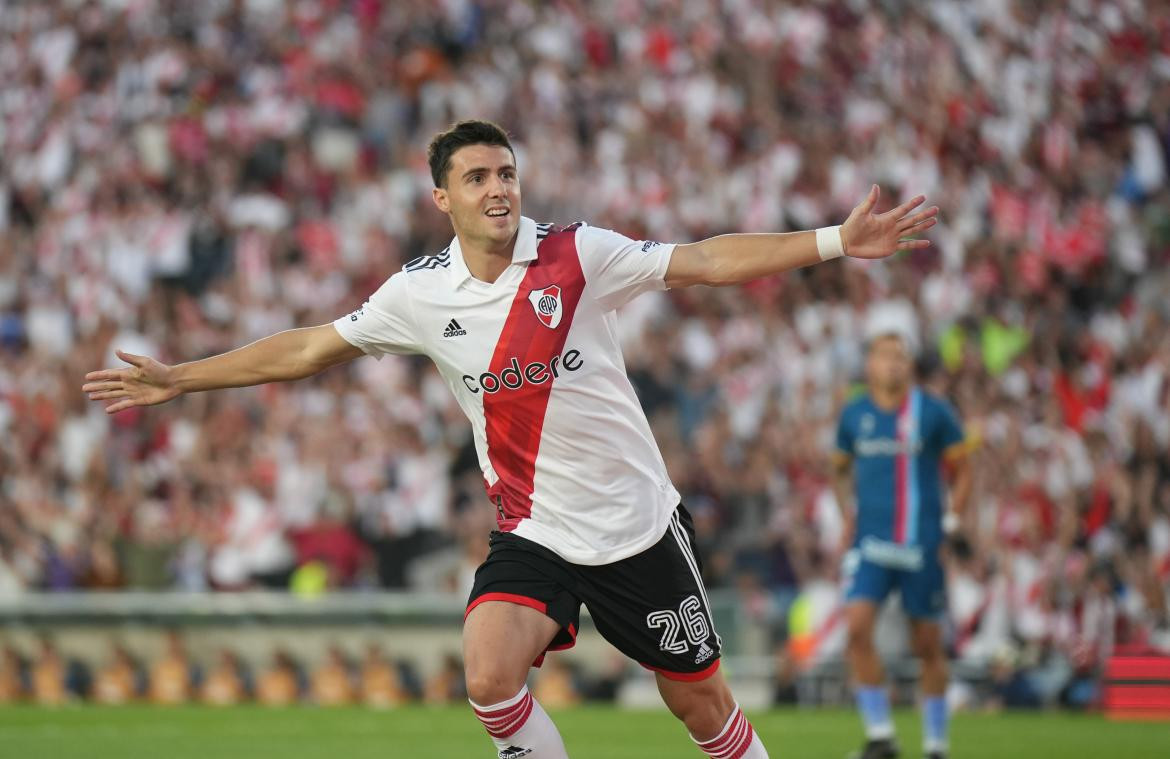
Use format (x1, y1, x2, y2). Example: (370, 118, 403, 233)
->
(944, 443, 973, 532)
(665, 186, 937, 288)
(832, 450, 856, 553)
(83, 324, 363, 414)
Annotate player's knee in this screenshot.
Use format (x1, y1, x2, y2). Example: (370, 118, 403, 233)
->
(916, 638, 945, 663)
(464, 666, 525, 706)
(846, 619, 875, 652)
(910, 625, 943, 660)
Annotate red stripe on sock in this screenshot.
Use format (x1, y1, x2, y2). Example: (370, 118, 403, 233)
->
(474, 693, 534, 738)
(726, 724, 755, 759)
(698, 711, 743, 750)
(699, 710, 756, 759)
(472, 691, 530, 720)
(490, 695, 533, 738)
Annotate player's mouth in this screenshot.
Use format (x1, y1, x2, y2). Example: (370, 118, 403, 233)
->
(485, 206, 510, 220)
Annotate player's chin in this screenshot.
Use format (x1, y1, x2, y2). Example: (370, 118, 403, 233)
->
(484, 215, 518, 239)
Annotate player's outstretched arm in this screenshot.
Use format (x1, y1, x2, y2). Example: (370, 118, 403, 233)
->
(665, 185, 937, 288)
(82, 324, 363, 414)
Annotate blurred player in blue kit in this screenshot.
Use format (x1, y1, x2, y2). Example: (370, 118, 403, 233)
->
(833, 333, 972, 759)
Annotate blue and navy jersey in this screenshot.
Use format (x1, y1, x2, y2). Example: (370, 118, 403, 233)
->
(836, 387, 964, 550)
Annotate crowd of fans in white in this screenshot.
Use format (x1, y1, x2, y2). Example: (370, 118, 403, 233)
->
(1, 0, 1168, 706)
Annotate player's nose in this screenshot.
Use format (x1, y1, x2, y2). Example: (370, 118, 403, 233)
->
(485, 176, 506, 197)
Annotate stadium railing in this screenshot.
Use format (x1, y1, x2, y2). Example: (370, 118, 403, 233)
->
(0, 591, 988, 708)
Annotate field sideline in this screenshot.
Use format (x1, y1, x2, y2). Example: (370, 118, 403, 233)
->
(1, 705, 1167, 758)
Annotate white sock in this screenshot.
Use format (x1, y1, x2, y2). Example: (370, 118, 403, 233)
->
(470, 685, 569, 758)
(692, 704, 769, 758)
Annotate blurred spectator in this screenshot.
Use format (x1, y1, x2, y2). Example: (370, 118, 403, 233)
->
(987, 648, 1043, 711)
(93, 639, 142, 705)
(79, 538, 122, 590)
(577, 652, 629, 704)
(531, 656, 581, 709)
(31, 635, 72, 705)
(288, 498, 369, 590)
(783, 552, 847, 673)
(200, 649, 248, 706)
(0, 645, 28, 703)
(424, 652, 466, 705)
(359, 642, 412, 708)
(148, 630, 197, 705)
(256, 648, 303, 706)
(310, 644, 355, 706)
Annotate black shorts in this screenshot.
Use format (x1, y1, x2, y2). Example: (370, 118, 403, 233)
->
(465, 505, 722, 682)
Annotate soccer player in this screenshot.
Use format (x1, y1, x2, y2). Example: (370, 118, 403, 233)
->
(832, 333, 972, 759)
(84, 120, 937, 758)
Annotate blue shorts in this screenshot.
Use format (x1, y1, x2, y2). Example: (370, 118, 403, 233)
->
(843, 540, 946, 619)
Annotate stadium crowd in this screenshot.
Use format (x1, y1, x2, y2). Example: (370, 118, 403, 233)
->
(2, 0, 1169, 708)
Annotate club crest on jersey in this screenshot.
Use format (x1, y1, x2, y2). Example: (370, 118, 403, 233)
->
(527, 285, 563, 329)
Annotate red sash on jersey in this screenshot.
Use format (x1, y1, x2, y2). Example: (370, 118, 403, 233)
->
(483, 224, 585, 530)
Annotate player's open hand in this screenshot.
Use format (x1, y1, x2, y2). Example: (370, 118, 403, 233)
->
(82, 350, 181, 414)
(840, 185, 937, 260)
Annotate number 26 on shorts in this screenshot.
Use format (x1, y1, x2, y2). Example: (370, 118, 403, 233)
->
(645, 595, 710, 653)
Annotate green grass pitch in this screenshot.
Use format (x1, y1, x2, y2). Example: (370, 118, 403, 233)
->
(1, 705, 1167, 758)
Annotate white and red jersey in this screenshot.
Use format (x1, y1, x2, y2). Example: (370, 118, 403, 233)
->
(333, 216, 681, 565)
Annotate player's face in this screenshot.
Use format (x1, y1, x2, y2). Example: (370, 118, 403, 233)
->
(432, 144, 521, 249)
(866, 335, 912, 392)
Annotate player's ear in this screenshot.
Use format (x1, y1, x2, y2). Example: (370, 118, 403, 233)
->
(432, 186, 450, 214)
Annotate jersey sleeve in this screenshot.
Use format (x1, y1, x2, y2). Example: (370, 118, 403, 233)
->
(332, 271, 423, 358)
(575, 224, 676, 311)
(835, 405, 856, 455)
(929, 397, 965, 452)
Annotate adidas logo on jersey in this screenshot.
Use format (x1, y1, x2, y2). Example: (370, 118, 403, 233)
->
(498, 748, 533, 759)
(695, 642, 714, 665)
(442, 318, 467, 338)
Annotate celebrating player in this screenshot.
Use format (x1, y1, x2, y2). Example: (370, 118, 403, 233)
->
(84, 120, 937, 758)
(832, 333, 972, 759)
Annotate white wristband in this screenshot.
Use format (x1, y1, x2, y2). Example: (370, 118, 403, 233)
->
(815, 225, 845, 261)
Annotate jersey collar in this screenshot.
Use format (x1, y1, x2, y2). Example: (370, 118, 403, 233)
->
(448, 216, 539, 288)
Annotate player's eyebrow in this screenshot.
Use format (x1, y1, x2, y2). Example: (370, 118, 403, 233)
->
(460, 164, 517, 180)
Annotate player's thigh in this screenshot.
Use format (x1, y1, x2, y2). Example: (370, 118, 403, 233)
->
(580, 506, 723, 681)
(844, 556, 893, 646)
(463, 532, 582, 702)
(463, 600, 561, 695)
(898, 548, 946, 621)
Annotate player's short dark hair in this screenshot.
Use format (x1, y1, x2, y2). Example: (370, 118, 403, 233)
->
(427, 120, 515, 188)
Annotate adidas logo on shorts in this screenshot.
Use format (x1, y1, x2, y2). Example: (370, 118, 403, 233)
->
(442, 318, 467, 338)
(695, 642, 714, 665)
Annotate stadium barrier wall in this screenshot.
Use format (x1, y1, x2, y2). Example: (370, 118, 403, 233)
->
(0, 591, 972, 709)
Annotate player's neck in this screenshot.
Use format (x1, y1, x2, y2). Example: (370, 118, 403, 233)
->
(458, 229, 517, 284)
(871, 385, 911, 411)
